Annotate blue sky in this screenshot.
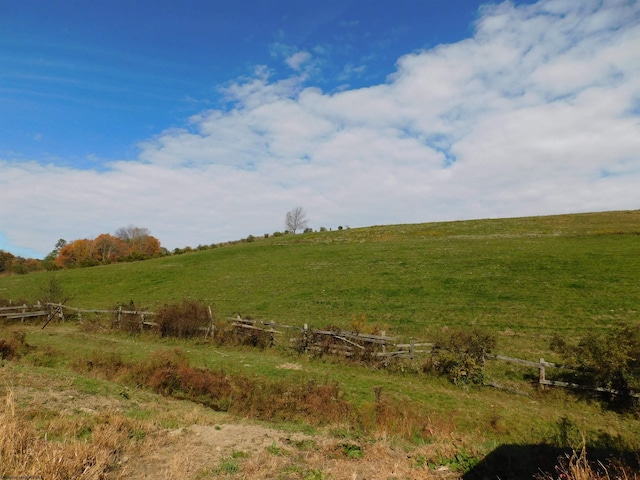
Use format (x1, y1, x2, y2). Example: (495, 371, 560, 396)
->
(1, 0, 639, 258)
(1, 0, 502, 163)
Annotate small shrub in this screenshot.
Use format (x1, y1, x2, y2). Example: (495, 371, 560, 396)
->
(431, 328, 496, 385)
(38, 276, 68, 305)
(112, 301, 145, 333)
(0, 330, 29, 360)
(339, 442, 364, 459)
(551, 324, 640, 410)
(212, 318, 269, 348)
(156, 299, 212, 338)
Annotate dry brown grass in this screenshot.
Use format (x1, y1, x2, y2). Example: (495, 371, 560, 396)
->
(130, 423, 463, 480)
(73, 347, 457, 442)
(0, 388, 149, 479)
(536, 446, 639, 480)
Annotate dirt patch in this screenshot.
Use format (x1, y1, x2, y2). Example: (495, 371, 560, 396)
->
(124, 423, 319, 479)
(123, 422, 460, 479)
(2, 363, 460, 479)
(276, 362, 303, 370)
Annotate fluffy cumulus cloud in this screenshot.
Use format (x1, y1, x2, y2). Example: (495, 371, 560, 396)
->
(2, 0, 639, 257)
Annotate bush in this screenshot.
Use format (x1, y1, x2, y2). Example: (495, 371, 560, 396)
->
(0, 330, 29, 360)
(156, 299, 212, 338)
(431, 328, 496, 385)
(112, 301, 144, 334)
(212, 317, 271, 348)
(551, 324, 640, 409)
(39, 276, 68, 305)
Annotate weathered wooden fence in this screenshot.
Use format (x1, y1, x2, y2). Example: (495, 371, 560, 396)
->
(2, 301, 637, 399)
(0, 303, 48, 322)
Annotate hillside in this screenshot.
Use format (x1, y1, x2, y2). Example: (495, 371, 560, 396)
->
(2, 210, 640, 479)
(1, 210, 639, 339)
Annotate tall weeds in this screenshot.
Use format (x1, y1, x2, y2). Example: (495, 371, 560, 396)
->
(536, 446, 639, 480)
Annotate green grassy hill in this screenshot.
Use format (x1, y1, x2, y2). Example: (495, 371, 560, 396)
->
(2, 210, 639, 339)
(2, 210, 640, 479)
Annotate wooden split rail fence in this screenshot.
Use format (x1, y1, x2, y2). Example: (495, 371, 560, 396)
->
(0, 304, 48, 322)
(1, 302, 637, 399)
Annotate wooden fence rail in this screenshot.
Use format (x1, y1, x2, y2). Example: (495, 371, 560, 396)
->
(2, 301, 637, 399)
(0, 303, 48, 322)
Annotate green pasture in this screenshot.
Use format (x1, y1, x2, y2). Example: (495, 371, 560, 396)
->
(2, 210, 640, 475)
(1, 210, 639, 343)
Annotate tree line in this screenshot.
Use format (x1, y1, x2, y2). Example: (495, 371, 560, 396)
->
(54, 226, 162, 268)
(1, 207, 329, 275)
(0, 225, 163, 274)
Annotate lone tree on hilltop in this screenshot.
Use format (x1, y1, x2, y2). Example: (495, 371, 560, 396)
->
(285, 206, 309, 234)
(115, 225, 161, 259)
(115, 225, 151, 244)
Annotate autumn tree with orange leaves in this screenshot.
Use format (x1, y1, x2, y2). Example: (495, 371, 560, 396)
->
(55, 226, 162, 268)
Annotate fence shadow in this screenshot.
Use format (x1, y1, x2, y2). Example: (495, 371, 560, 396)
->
(463, 444, 638, 480)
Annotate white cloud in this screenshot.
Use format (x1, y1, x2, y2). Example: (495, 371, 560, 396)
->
(285, 51, 312, 71)
(1, 0, 639, 257)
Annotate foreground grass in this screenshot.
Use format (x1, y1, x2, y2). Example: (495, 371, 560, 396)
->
(2, 322, 639, 478)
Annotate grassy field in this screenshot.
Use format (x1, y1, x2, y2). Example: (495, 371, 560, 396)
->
(2, 210, 639, 338)
(1, 210, 640, 479)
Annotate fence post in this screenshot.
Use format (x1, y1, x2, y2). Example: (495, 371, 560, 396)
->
(539, 358, 546, 389)
(205, 306, 215, 340)
(21, 304, 27, 323)
(303, 323, 309, 353)
(381, 330, 388, 368)
(410, 340, 415, 368)
(270, 327, 275, 348)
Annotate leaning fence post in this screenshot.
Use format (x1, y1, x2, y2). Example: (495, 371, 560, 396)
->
(539, 358, 546, 389)
(205, 305, 215, 340)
